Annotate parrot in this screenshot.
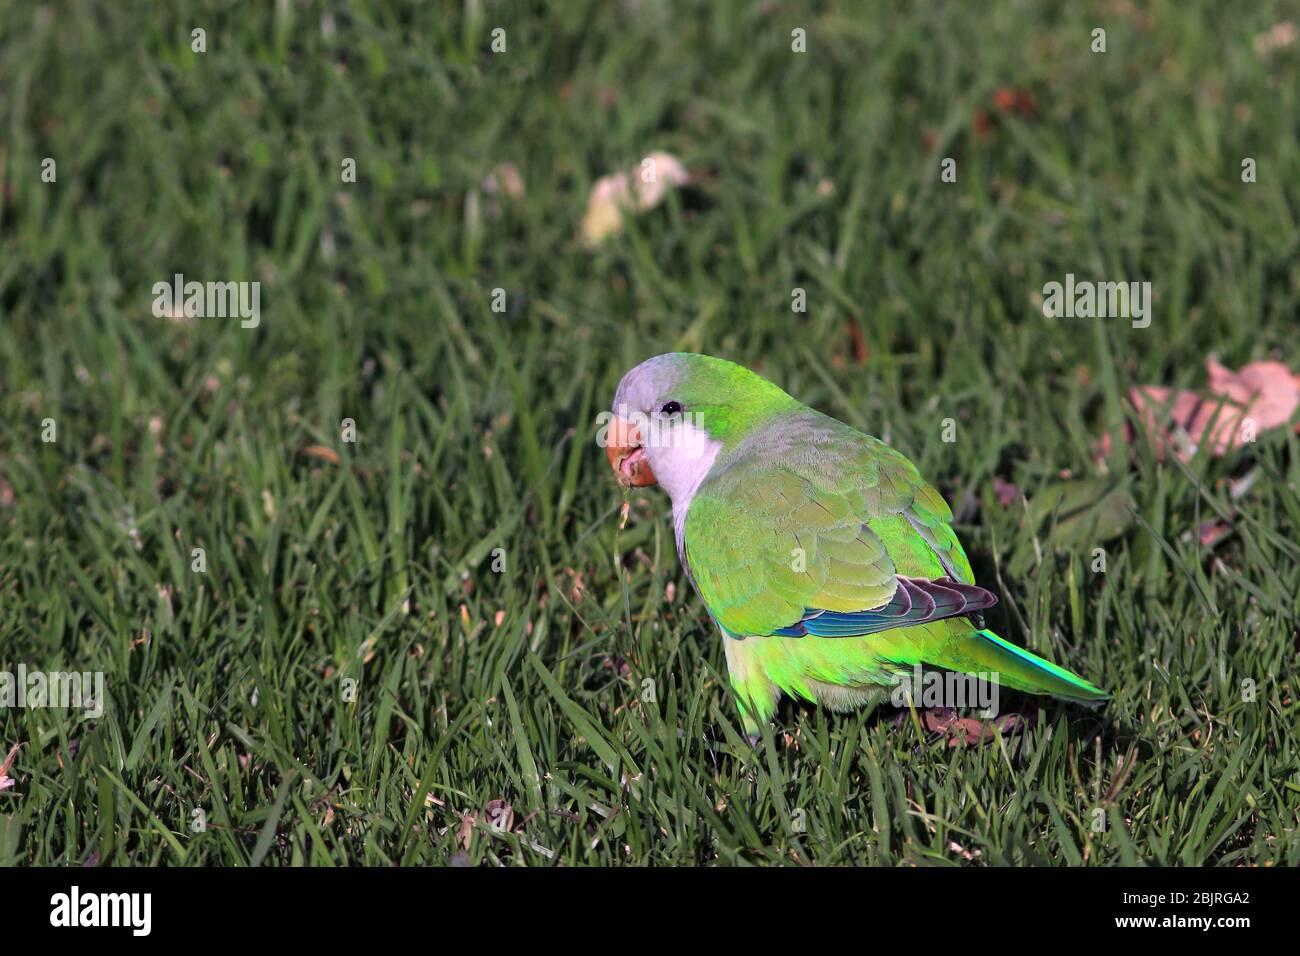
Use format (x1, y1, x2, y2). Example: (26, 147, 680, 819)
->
(604, 352, 1107, 737)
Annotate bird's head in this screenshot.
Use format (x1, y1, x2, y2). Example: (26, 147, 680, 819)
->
(603, 353, 800, 501)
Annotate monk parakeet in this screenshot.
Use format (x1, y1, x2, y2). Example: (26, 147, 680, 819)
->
(605, 353, 1107, 736)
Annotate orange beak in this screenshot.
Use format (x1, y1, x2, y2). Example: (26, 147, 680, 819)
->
(605, 415, 658, 487)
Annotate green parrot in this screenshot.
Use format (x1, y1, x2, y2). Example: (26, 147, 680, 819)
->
(605, 352, 1107, 736)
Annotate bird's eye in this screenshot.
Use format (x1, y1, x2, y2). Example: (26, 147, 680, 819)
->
(659, 401, 683, 417)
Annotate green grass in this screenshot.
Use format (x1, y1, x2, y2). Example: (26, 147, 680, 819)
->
(1, 0, 1298, 866)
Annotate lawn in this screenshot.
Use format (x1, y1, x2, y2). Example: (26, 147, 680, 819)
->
(0, 0, 1297, 866)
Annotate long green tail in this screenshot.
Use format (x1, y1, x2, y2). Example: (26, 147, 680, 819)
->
(936, 628, 1109, 701)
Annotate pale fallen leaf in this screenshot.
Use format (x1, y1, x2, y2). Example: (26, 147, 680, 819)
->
(1253, 21, 1296, 57)
(482, 162, 525, 201)
(631, 151, 689, 209)
(480, 162, 526, 220)
(484, 798, 514, 835)
(581, 151, 690, 245)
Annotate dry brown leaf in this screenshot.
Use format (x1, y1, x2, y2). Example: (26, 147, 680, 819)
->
(299, 444, 341, 465)
(0, 742, 21, 792)
(920, 707, 1038, 748)
(457, 812, 476, 850)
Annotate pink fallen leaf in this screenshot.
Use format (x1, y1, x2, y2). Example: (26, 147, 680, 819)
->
(1197, 520, 1232, 548)
(1105, 357, 1300, 463)
(992, 476, 1020, 507)
(1205, 358, 1299, 432)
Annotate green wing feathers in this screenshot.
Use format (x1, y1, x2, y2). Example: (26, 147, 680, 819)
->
(683, 408, 975, 636)
(685, 464, 896, 635)
(683, 408, 1108, 719)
